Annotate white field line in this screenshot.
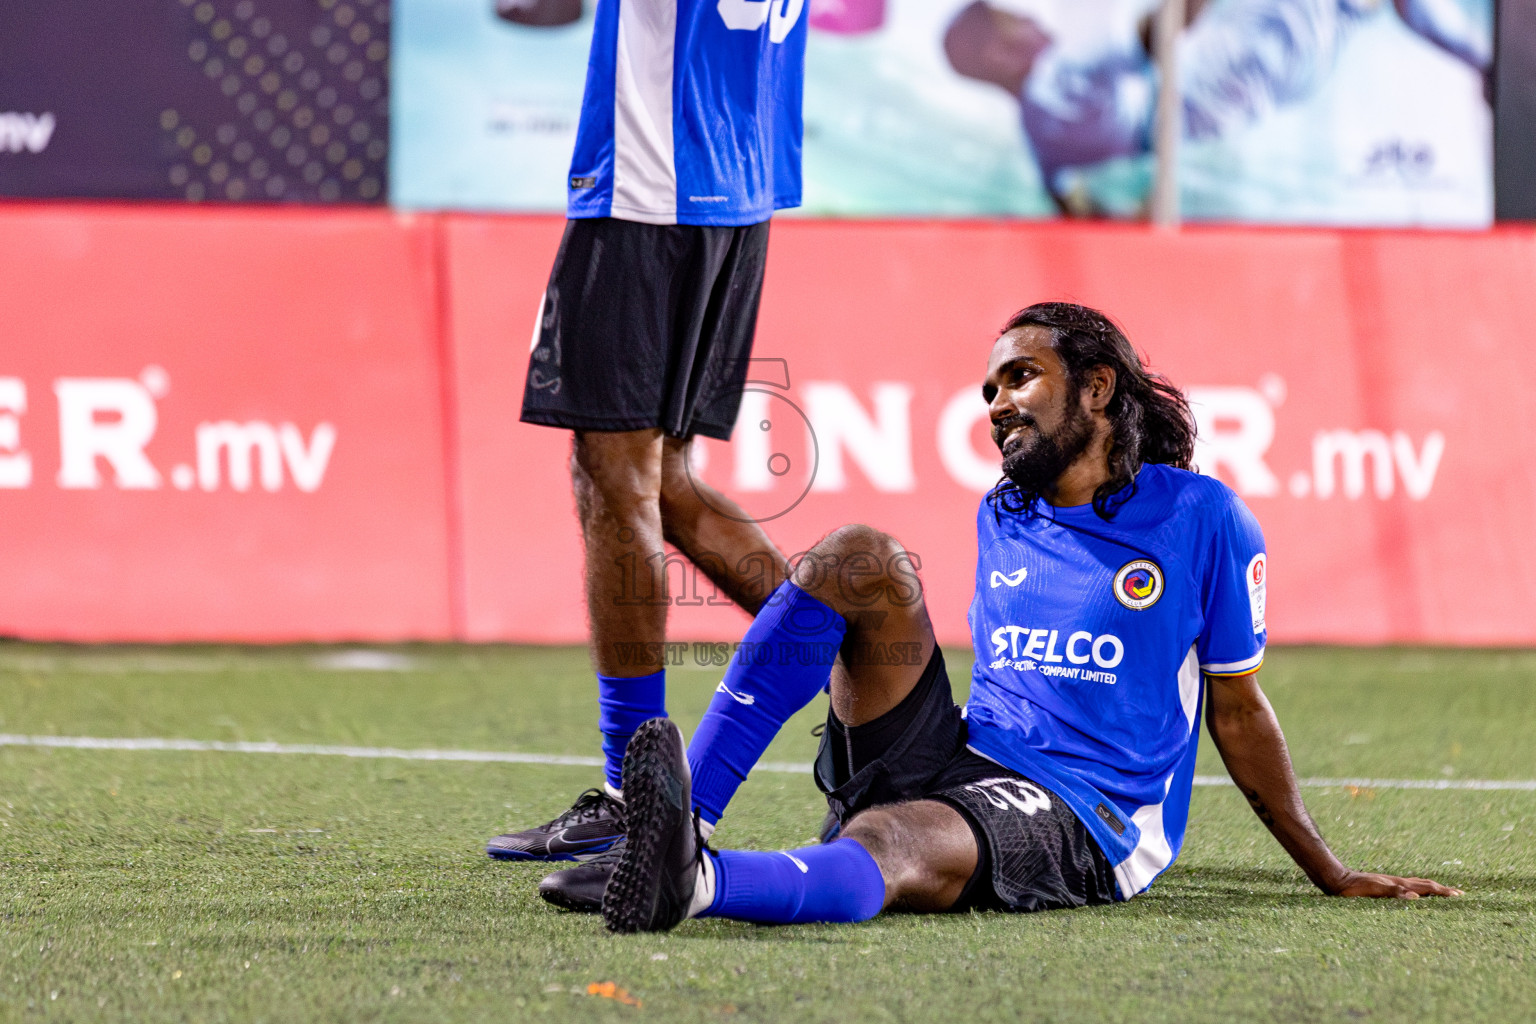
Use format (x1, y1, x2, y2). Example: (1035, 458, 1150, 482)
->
(1190, 774, 1535, 792)
(1, 734, 1533, 791)
(0, 733, 611, 768)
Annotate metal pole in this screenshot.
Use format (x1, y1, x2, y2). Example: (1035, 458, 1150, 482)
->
(1150, 0, 1185, 228)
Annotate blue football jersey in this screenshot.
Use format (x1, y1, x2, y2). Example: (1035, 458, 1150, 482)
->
(964, 464, 1268, 899)
(566, 0, 808, 226)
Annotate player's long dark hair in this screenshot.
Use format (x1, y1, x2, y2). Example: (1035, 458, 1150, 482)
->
(987, 302, 1196, 520)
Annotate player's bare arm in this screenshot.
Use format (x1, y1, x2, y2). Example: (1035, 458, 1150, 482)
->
(1204, 669, 1462, 899)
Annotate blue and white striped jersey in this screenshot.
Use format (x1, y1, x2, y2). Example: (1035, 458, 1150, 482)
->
(566, 0, 808, 227)
(963, 464, 1268, 900)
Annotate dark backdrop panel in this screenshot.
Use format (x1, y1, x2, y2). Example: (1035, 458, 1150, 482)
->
(1496, 0, 1536, 218)
(0, 0, 388, 203)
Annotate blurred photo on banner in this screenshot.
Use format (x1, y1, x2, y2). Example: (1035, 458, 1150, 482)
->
(0, 0, 390, 203)
(391, 0, 1490, 225)
(959, 0, 1492, 224)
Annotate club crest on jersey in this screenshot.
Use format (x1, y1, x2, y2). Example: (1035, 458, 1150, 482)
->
(1113, 559, 1164, 610)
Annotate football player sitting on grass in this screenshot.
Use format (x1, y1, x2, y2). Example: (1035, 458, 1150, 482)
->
(541, 301, 1460, 931)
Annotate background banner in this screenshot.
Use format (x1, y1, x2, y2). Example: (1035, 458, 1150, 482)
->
(1495, 0, 1536, 219)
(0, 206, 450, 640)
(390, 0, 1493, 225)
(2, 205, 1533, 644)
(0, 0, 390, 203)
(445, 215, 1534, 647)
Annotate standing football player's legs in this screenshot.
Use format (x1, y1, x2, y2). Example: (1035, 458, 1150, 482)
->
(491, 219, 790, 864)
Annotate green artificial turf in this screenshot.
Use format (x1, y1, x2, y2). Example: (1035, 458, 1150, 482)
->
(1, 644, 1532, 1023)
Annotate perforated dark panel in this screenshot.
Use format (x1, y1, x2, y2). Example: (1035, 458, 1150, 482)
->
(0, 0, 389, 203)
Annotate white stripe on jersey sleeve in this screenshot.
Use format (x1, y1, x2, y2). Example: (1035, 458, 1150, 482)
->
(1200, 648, 1265, 676)
(612, 0, 678, 224)
(1177, 646, 1201, 730)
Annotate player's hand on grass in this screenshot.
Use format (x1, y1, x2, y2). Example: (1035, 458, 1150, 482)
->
(1328, 870, 1462, 899)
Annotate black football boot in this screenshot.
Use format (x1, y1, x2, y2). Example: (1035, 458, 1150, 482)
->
(537, 838, 625, 912)
(485, 788, 625, 861)
(601, 718, 707, 934)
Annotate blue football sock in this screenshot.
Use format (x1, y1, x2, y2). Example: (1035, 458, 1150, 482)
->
(596, 669, 666, 793)
(688, 581, 846, 824)
(703, 839, 886, 924)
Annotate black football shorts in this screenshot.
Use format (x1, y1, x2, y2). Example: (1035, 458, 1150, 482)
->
(814, 649, 1119, 913)
(519, 216, 770, 441)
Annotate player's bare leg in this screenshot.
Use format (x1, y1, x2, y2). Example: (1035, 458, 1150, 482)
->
(671, 521, 939, 834)
(838, 801, 978, 912)
(787, 522, 936, 725)
(658, 436, 786, 614)
(576, 433, 790, 671)
(571, 429, 669, 676)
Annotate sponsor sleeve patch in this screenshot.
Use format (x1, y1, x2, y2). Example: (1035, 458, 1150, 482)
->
(1246, 553, 1267, 635)
(1095, 803, 1126, 836)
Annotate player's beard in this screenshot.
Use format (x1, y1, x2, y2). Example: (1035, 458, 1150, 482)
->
(993, 395, 1095, 508)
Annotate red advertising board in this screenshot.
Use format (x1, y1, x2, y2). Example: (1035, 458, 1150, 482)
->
(3, 204, 1534, 645)
(438, 214, 578, 643)
(448, 218, 1536, 647)
(0, 205, 453, 640)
